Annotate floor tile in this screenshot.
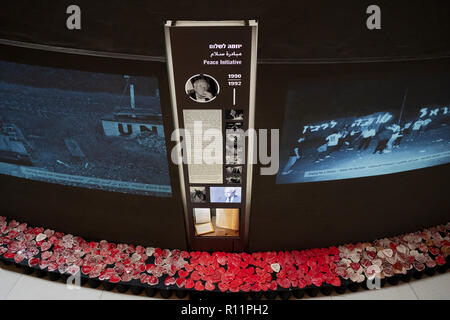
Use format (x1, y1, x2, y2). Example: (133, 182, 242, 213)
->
(331, 282, 417, 300)
(409, 272, 450, 300)
(6, 275, 102, 300)
(1, 266, 449, 300)
(0, 267, 22, 299)
(100, 290, 157, 300)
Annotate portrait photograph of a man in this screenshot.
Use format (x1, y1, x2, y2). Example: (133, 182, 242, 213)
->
(185, 74, 219, 103)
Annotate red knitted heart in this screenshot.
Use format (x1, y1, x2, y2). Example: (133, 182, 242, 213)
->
(429, 247, 440, 256)
(164, 276, 176, 286)
(330, 277, 341, 287)
(194, 281, 204, 291)
(218, 282, 229, 292)
(350, 262, 360, 271)
(185, 278, 195, 289)
(205, 281, 215, 291)
(14, 253, 24, 264)
(81, 266, 92, 275)
(185, 264, 195, 272)
(28, 258, 40, 267)
(436, 255, 446, 265)
(147, 275, 159, 285)
(176, 277, 186, 288)
(268, 280, 277, 291)
(240, 282, 252, 292)
(277, 277, 291, 288)
(109, 275, 121, 283)
(178, 270, 189, 278)
(4, 252, 14, 259)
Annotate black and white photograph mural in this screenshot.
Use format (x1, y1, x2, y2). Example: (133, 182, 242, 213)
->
(0, 61, 171, 196)
(277, 74, 450, 184)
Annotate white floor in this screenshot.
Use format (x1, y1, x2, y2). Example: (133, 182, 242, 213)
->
(1, 263, 449, 300)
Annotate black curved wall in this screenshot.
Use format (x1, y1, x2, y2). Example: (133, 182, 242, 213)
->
(249, 60, 450, 251)
(1, 1, 449, 62)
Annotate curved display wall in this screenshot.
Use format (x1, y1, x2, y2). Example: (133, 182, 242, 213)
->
(1, 46, 450, 253)
(0, 1, 449, 257)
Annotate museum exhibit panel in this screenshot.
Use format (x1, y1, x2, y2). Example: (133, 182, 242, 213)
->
(0, 1, 449, 299)
(165, 20, 258, 252)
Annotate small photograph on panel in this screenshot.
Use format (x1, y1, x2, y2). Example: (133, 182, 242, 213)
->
(226, 153, 244, 165)
(225, 176, 241, 184)
(226, 129, 245, 165)
(193, 208, 239, 237)
(225, 109, 244, 121)
(226, 133, 237, 144)
(193, 208, 215, 236)
(193, 208, 212, 224)
(226, 122, 243, 131)
(210, 186, 242, 203)
(190, 186, 207, 203)
(225, 166, 243, 175)
(226, 142, 244, 155)
(226, 130, 244, 148)
(185, 74, 219, 103)
(215, 208, 239, 234)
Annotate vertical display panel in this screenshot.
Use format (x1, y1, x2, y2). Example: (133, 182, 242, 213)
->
(165, 20, 258, 251)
